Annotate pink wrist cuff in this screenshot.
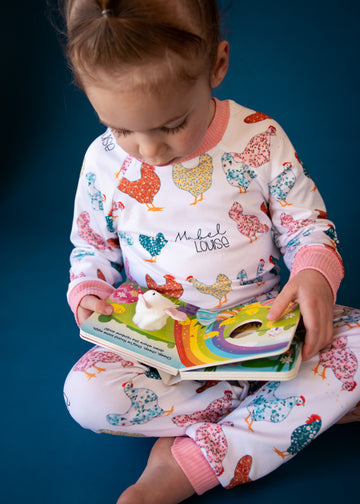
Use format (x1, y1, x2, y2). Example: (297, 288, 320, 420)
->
(171, 437, 219, 495)
(67, 280, 115, 326)
(290, 246, 344, 302)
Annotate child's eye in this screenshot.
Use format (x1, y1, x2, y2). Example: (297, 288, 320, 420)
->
(112, 128, 131, 138)
(161, 119, 188, 135)
(111, 118, 187, 138)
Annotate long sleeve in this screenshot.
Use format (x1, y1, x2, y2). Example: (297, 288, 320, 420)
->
(67, 133, 125, 322)
(259, 120, 344, 295)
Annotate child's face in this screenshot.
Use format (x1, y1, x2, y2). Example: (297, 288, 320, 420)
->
(84, 42, 229, 166)
(85, 66, 214, 166)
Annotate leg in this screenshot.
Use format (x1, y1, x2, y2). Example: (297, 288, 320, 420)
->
(181, 305, 360, 489)
(64, 346, 244, 437)
(64, 345, 246, 501)
(117, 438, 195, 504)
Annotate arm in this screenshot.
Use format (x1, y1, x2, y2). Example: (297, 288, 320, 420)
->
(67, 141, 125, 326)
(264, 124, 344, 360)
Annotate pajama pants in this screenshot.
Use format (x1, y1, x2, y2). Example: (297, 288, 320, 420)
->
(64, 305, 360, 491)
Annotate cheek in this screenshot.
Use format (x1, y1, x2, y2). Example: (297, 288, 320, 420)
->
(181, 120, 208, 151)
(114, 136, 138, 157)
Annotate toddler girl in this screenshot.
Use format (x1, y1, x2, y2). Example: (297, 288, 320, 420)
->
(62, 1, 360, 502)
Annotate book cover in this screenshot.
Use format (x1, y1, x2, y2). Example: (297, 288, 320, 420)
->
(80, 282, 301, 379)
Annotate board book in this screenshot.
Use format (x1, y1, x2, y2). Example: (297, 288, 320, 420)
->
(80, 282, 303, 380)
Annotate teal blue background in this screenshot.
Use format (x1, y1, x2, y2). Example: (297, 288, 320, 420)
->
(1, 1, 359, 503)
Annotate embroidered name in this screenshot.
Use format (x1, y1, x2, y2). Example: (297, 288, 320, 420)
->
(102, 132, 116, 152)
(175, 224, 230, 253)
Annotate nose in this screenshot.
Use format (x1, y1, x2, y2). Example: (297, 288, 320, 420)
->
(138, 135, 168, 164)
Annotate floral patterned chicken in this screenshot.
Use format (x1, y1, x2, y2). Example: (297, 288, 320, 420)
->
(243, 381, 305, 431)
(273, 414, 322, 459)
(172, 390, 234, 427)
(106, 381, 174, 427)
(73, 348, 134, 380)
(195, 423, 228, 476)
(229, 202, 269, 243)
(313, 336, 358, 391)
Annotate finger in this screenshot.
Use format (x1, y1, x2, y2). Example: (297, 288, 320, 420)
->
(80, 295, 113, 315)
(77, 305, 93, 326)
(267, 284, 295, 321)
(301, 303, 333, 361)
(302, 323, 333, 360)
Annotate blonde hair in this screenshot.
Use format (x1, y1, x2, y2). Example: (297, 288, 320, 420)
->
(63, 0, 220, 85)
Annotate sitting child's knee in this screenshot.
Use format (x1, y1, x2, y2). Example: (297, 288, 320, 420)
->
(63, 367, 109, 431)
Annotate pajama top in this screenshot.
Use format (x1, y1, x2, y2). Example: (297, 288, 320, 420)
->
(68, 99, 342, 312)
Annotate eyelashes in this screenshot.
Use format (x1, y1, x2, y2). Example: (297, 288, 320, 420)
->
(112, 118, 188, 138)
(161, 119, 188, 135)
(112, 128, 131, 137)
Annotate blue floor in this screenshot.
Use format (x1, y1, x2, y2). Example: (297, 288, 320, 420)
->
(2, 2, 359, 503)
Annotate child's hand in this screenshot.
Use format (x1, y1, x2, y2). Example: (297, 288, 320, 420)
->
(267, 270, 334, 361)
(77, 294, 114, 326)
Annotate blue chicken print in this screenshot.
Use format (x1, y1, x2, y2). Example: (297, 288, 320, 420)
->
(237, 269, 250, 285)
(139, 232, 168, 262)
(324, 224, 341, 250)
(118, 231, 134, 246)
(106, 382, 173, 426)
(243, 382, 305, 432)
(71, 248, 95, 261)
(273, 414, 322, 459)
(85, 172, 105, 211)
(237, 259, 266, 286)
(221, 153, 257, 193)
(268, 163, 296, 207)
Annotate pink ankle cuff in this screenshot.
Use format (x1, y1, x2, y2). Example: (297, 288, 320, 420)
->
(171, 437, 219, 495)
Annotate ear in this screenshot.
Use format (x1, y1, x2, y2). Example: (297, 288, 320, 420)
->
(165, 308, 188, 321)
(210, 40, 230, 89)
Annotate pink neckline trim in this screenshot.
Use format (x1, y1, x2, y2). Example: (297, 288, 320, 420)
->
(180, 98, 230, 163)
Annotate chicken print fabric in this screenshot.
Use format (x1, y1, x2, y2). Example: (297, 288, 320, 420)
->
(68, 98, 342, 312)
(242, 381, 306, 431)
(64, 308, 360, 488)
(273, 414, 322, 459)
(65, 99, 360, 493)
(172, 154, 213, 205)
(106, 381, 174, 426)
(118, 162, 164, 211)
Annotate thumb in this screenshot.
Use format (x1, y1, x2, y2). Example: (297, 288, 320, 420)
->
(267, 285, 294, 321)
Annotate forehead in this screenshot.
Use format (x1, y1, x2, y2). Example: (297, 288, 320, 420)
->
(81, 48, 205, 90)
(84, 62, 207, 131)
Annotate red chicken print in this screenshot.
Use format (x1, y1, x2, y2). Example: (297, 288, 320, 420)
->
(195, 423, 228, 476)
(77, 211, 110, 250)
(118, 162, 163, 211)
(172, 390, 234, 427)
(244, 111, 272, 123)
(73, 348, 134, 380)
(145, 274, 184, 299)
(225, 455, 253, 488)
(280, 213, 315, 235)
(229, 202, 269, 243)
(313, 336, 358, 391)
(273, 414, 322, 459)
(235, 125, 276, 167)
